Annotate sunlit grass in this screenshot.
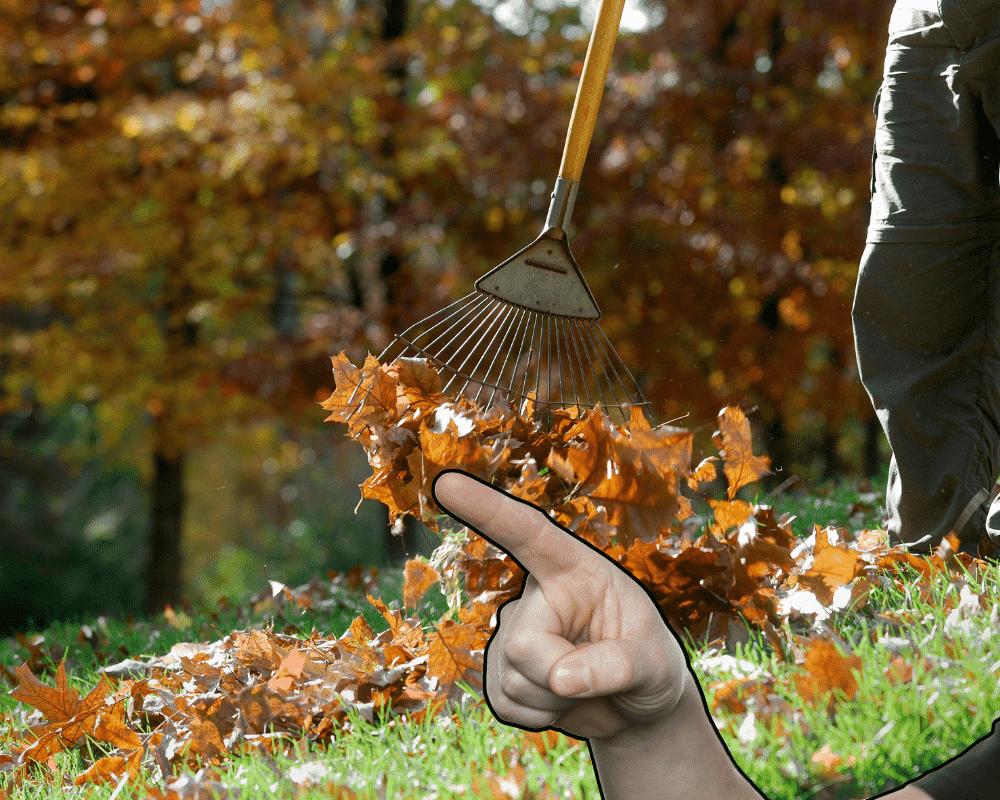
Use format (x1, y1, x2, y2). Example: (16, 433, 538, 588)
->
(3, 476, 999, 799)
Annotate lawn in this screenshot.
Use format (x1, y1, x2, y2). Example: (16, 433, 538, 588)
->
(2, 478, 999, 800)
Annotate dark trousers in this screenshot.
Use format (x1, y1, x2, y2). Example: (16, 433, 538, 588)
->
(852, 0, 1000, 555)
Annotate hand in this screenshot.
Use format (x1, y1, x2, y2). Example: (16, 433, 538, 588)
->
(432, 469, 692, 742)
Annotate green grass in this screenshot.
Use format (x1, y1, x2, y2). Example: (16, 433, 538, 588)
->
(3, 475, 999, 799)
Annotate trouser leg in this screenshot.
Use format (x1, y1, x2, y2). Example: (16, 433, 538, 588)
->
(852, 238, 1000, 554)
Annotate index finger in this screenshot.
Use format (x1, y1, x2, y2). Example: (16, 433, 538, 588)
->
(432, 469, 594, 581)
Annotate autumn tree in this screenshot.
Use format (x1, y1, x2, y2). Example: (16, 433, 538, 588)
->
(1, 0, 895, 613)
(0, 0, 435, 610)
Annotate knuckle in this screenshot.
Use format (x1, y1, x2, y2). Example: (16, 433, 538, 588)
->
(499, 669, 527, 698)
(503, 635, 536, 666)
(487, 693, 520, 725)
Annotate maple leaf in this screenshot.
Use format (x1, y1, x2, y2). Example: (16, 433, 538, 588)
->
(793, 638, 862, 716)
(389, 357, 447, 409)
(427, 620, 485, 689)
(321, 352, 366, 423)
(403, 558, 440, 609)
(92, 700, 142, 751)
(796, 526, 864, 606)
(712, 406, 772, 499)
(11, 660, 81, 724)
(73, 749, 142, 787)
(708, 498, 754, 534)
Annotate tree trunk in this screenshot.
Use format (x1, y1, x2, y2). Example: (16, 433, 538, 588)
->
(146, 450, 184, 613)
(374, 0, 412, 563)
(145, 444, 185, 613)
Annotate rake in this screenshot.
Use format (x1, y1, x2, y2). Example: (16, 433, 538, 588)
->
(349, 0, 651, 428)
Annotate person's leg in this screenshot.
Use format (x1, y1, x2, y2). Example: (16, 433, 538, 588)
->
(853, 0, 1000, 555)
(961, 6, 1000, 548)
(854, 238, 1000, 554)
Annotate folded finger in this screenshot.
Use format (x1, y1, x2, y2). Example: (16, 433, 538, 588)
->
(498, 666, 573, 712)
(498, 578, 576, 686)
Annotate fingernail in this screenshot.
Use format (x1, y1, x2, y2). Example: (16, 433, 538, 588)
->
(553, 663, 592, 696)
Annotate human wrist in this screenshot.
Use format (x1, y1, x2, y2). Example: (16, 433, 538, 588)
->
(589, 670, 766, 800)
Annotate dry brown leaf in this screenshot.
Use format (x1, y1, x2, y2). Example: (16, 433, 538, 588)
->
(793, 638, 861, 716)
(427, 620, 484, 688)
(797, 527, 864, 606)
(712, 406, 772, 499)
(403, 558, 440, 609)
(93, 700, 142, 751)
(11, 661, 81, 724)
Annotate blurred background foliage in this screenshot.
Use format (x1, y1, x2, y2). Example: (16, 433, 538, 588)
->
(0, 0, 892, 633)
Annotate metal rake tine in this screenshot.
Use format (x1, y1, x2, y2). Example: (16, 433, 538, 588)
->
(545, 316, 552, 408)
(441, 298, 508, 395)
(459, 300, 518, 399)
(594, 323, 647, 409)
(488, 306, 530, 411)
(577, 319, 616, 412)
(566, 317, 594, 410)
(576, 320, 608, 407)
(554, 315, 565, 412)
(475, 305, 523, 407)
(344, 292, 482, 411)
(558, 317, 580, 414)
(535, 310, 545, 410)
(581, 319, 630, 410)
(518, 312, 541, 408)
(399, 291, 482, 345)
(409, 293, 493, 357)
(584, 316, 616, 409)
(429, 296, 500, 370)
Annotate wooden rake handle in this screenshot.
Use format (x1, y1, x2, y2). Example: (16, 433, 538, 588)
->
(558, 0, 626, 183)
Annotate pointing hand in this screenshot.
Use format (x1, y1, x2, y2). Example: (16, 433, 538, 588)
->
(432, 469, 693, 742)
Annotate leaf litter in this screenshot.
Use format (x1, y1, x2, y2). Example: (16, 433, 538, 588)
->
(2, 352, 997, 797)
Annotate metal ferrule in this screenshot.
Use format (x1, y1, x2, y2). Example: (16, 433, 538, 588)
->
(544, 177, 580, 233)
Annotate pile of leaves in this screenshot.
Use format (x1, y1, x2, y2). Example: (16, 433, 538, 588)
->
(0, 569, 491, 796)
(2, 351, 993, 796)
(323, 352, 989, 652)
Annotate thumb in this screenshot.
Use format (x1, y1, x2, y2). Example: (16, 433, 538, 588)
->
(548, 639, 657, 699)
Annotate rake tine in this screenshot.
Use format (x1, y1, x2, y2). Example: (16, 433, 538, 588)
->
(441, 298, 509, 394)
(554, 316, 565, 412)
(594, 323, 646, 411)
(460, 301, 518, 399)
(412, 293, 493, 358)
(574, 318, 603, 408)
(432, 296, 500, 370)
(490, 306, 531, 411)
(348, 292, 485, 409)
(560, 318, 581, 414)
(566, 318, 594, 410)
(581, 319, 629, 411)
(577, 319, 616, 413)
(518, 312, 540, 407)
(475, 305, 523, 407)
(546, 317, 557, 427)
(533, 314, 542, 414)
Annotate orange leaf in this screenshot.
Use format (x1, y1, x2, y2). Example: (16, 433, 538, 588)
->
(391, 357, 446, 409)
(11, 660, 81, 723)
(93, 700, 142, 751)
(797, 526, 863, 605)
(73, 748, 141, 786)
(403, 558, 439, 609)
(427, 620, 484, 688)
(321, 352, 366, 423)
(708, 498, 753, 533)
(712, 406, 771, 499)
(793, 638, 861, 715)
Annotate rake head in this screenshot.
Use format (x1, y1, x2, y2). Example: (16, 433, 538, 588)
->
(348, 221, 651, 427)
